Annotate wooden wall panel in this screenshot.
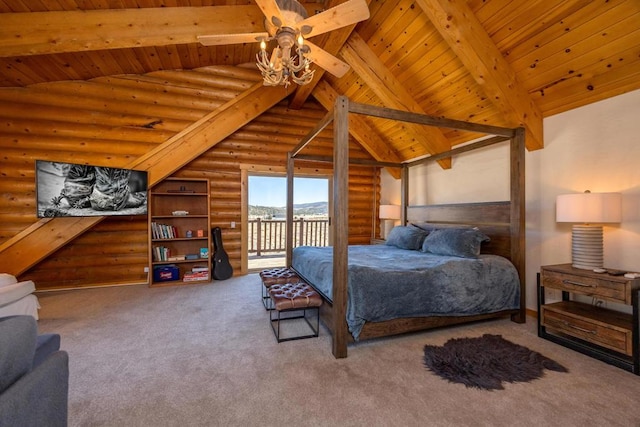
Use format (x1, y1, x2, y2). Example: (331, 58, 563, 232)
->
(0, 65, 378, 290)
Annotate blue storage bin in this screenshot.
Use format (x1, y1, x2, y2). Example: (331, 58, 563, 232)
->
(154, 265, 179, 282)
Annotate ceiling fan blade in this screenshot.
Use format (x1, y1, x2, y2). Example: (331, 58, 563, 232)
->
(300, 0, 370, 38)
(255, 0, 286, 28)
(305, 41, 350, 78)
(197, 33, 269, 46)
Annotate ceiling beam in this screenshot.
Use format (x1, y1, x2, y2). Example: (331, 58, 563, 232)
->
(416, 0, 543, 150)
(341, 32, 452, 169)
(0, 6, 264, 57)
(312, 79, 403, 179)
(289, 0, 370, 109)
(0, 82, 288, 276)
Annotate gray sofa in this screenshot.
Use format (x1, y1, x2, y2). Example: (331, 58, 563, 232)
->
(0, 315, 69, 427)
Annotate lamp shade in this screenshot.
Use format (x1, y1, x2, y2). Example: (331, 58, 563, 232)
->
(379, 204, 401, 220)
(556, 192, 621, 224)
(556, 191, 621, 270)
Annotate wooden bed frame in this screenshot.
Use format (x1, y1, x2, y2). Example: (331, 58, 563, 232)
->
(286, 96, 526, 358)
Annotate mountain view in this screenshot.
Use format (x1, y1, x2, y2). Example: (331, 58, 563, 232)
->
(249, 201, 327, 219)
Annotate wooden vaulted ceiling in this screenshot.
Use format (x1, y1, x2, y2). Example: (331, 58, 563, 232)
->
(0, 0, 639, 277)
(1, 0, 639, 163)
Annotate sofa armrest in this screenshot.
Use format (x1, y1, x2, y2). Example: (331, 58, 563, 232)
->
(0, 351, 69, 427)
(34, 334, 61, 368)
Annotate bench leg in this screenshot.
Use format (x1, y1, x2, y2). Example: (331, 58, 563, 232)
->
(262, 284, 274, 310)
(270, 307, 320, 343)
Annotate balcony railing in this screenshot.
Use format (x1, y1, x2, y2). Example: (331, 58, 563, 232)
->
(248, 218, 329, 255)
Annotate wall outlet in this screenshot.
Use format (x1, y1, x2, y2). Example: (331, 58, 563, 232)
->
(144, 266, 149, 273)
(231, 221, 236, 228)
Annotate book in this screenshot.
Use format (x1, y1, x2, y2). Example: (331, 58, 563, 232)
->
(199, 247, 209, 258)
(151, 222, 178, 239)
(183, 271, 209, 282)
(152, 246, 172, 261)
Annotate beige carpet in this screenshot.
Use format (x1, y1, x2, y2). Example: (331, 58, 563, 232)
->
(36, 274, 640, 427)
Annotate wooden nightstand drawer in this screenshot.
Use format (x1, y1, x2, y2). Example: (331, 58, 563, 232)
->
(541, 270, 627, 303)
(541, 302, 633, 356)
(538, 264, 640, 374)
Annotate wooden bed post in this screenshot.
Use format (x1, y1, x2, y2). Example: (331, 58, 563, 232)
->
(285, 152, 295, 267)
(511, 127, 526, 323)
(401, 164, 409, 225)
(332, 96, 350, 358)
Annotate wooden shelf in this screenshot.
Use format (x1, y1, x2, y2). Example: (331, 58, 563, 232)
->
(148, 178, 211, 286)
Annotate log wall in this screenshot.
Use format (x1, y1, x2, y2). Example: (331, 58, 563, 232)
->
(0, 65, 379, 290)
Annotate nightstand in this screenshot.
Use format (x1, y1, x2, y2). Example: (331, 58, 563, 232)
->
(538, 263, 640, 374)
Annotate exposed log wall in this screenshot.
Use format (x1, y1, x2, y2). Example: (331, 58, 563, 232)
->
(0, 66, 378, 290)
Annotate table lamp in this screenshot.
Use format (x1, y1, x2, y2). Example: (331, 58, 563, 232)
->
(379, 204, 401, 239)
(556, 191, 621, 270)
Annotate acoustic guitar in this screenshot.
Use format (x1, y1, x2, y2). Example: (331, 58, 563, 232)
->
(212, 227, 233, 280)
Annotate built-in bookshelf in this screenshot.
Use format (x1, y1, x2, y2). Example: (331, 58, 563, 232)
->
(148, 178, 211, 286)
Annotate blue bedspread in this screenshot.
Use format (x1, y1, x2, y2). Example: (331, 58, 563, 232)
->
(291, 245, 520, 340)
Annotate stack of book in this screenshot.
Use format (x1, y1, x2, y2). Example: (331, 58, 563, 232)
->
(152, 248, 192, 262)
(183, 266, 209, 282)
(152, 246, 171, 261)
(151, 222, 178, 239)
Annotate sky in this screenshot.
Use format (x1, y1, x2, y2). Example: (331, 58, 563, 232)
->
(249, 176, 328, 207)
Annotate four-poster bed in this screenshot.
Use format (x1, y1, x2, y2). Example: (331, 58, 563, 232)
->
(285, 96, 526, 359)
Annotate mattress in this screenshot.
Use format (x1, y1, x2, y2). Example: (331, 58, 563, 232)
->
(291, 245, 520, 340)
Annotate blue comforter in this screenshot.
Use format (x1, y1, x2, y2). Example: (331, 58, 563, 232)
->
(291, 245, 520, 340)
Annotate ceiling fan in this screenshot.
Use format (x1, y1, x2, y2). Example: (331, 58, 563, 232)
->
(197, 0, 370, 86)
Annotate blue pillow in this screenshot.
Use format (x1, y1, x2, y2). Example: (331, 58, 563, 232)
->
(385, 225, 428, 250)
(421, 228, 490, 258)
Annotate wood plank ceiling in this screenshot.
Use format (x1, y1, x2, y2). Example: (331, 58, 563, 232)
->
(0, 0, 638, 282)
(1, 0, 638, 162)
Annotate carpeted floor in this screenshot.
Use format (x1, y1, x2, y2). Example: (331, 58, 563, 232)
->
(36, 274, 640, 426)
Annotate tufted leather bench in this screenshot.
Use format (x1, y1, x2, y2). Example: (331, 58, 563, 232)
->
(258, 267, 301, 310)
(268, 282, 323, 342)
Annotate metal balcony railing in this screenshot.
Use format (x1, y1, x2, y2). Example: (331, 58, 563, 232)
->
(248, 218, 329, 255)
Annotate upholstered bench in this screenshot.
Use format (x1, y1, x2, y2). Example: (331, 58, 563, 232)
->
(258, 267, 301, 310)
(268, 282, 323, 343)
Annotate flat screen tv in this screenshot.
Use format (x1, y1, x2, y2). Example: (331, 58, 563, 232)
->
(36, 160, 148, 218)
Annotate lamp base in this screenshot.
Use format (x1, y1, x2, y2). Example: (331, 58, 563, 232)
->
(571, 224, 603, 270)
(383, 219, 398, 240)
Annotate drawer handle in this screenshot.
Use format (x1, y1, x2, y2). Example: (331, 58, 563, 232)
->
(562, 279, 596, 288)
(563, 321, 596, 335)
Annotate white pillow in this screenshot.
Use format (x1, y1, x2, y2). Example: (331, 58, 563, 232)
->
(0, 280, 36, 306)
(0, 273, 18, 288)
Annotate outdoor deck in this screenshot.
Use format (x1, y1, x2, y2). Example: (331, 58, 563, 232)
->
(246, 218, 328, 272)
(248, 252, 286, 272)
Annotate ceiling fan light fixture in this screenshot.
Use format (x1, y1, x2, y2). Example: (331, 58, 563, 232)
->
(199, 0, 368, 83)
(256, 29, 314, 88)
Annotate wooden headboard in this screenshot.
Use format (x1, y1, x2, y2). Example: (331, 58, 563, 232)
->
(407, 201, 512, 260)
